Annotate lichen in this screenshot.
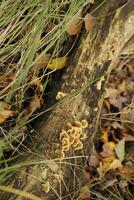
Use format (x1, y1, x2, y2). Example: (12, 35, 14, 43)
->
(56, 120, 88, 160)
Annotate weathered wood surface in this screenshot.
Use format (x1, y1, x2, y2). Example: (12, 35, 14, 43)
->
(1, 0, 134, 199)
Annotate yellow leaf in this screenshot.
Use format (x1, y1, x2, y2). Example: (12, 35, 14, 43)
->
(0, 102, 14, 123)
(101, 131, 109, 143)
(47, 57, 67, 70)
(102, 156, 116, 172)
(105, 142, 116, 151)
(109, 159, 122, 170)
(97, 156, 116, 174)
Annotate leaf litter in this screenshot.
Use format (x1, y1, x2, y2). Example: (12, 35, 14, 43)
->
(82, 56, 134, 199)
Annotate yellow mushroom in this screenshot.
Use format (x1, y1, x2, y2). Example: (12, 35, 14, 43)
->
(74, 141, 83, 150)
(72, 138, 81, 148)
(80, 132, 87, 140)
(60, 130, 69, 141)
(74, 121, 82, 128)
(81, 119, 88, 128)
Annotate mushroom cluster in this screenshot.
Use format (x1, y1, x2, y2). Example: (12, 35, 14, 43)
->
(56, 120, 88, 160)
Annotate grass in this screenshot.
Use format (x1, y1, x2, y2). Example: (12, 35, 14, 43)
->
(0, 0, 99, 192)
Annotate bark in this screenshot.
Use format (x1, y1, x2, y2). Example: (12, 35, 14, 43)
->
(1, 0, 134, 199)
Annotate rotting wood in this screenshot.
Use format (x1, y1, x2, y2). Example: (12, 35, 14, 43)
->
(1, 0, 134, 199)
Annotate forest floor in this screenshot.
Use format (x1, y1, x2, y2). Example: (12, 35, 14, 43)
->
(0, 0, 134, 199)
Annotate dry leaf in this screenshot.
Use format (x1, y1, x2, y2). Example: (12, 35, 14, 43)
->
(66, 17, 83, 35)
(97, 156, 116, 174)
(31, 53, 51, 73)
(25, 94, 41, 116)
(109, 159, 122, 170)
(101, 131, 109, 143)
(107, 88, 126, 109)
(88, 155, 99, 168)
(0, 101, 15, 123)
(47, 57, 67, 70)
(111, 121, 123, 129)
(98, 157, 122, 174)
(118, 165, 134, 179)
(100, 142, 116, 158)
(115, 138, 125, 162)
(31, 76, 43, 92)
(83, 171, 92, 185)
(120, 107, 134, 129)
(31, 76, 41, 87)
(84, 13, 95, 32)
(124, 134, 134, 142)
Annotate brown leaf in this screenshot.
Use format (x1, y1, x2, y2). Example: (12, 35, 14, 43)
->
(66, 17, 83, 35)
(106, 88, 126, 109)
(84, 13, 95, 32)
(31, 53, 51, 73)
(25, 94, 41, 116)
(120, 107, 134, 123)
(0, 101, 15, 123)
(82, 171, 92, 185)
(88, 155, 99, 168)
(124, 134, 134, 142)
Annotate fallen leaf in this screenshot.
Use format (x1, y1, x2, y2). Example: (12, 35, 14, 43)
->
(47, 57, 67, 70)
(100, 142, 116, 158)
(25, 94, 41, 116)
(115, 138, 125, 162)
(111, 121, 123, 129)
(109, 159, 122, 170)
(0, 101, 15, 123)
(82, 171, 92, 185)
(118, 165, 134, 179)
(31, 53, 51, 73)
(79, 185, 91, 199)
(120, 107, 134, 129)
(101, 131, 109, 143)
(97, 156, 116, 175)
(66, 17, 83, 35)
(84, 13, 95, 32)
(106, 88, 126, 109)
(124, 134, 134, 142)
(88, 155, 99, 168)
(31, 76, 43, 92)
